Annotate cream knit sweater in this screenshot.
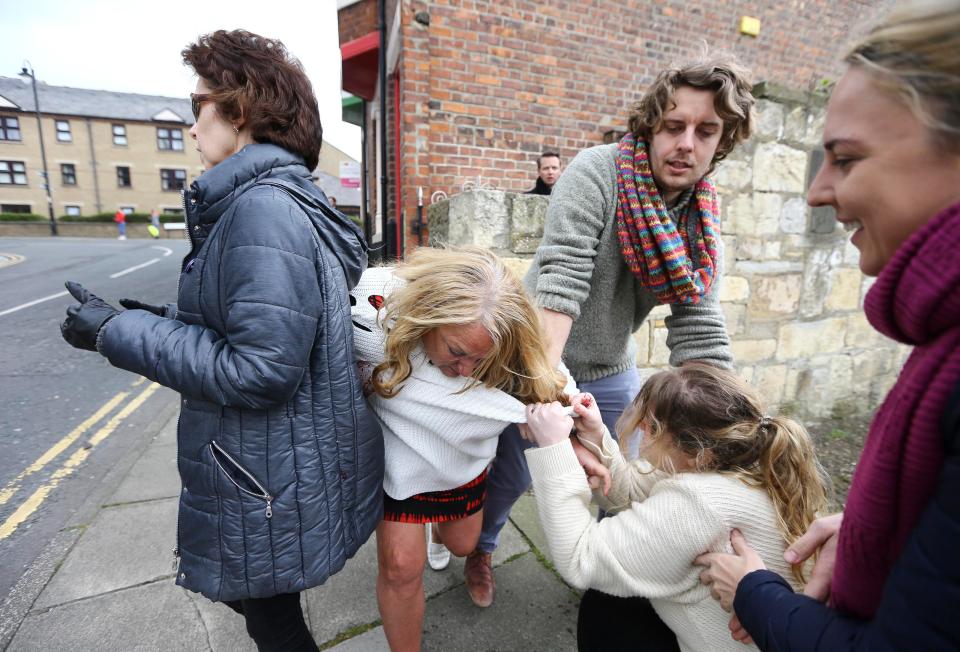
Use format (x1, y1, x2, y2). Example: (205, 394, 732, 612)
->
(351, 266, 574, 499)
(525, 429, 801, 652)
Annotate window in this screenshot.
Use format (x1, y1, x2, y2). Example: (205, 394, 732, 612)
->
(64, 205, 81, 216)
(55, 120, 72, 142)
(0, 161, 28, 185)
(120, 206, 135, 214)
(116, 166, 131, 188)
(61, 163, 77, 186)
(160, 168, 186, 191)
(156, 127, 184, 151)
(0, 116, 20, 141)
(162, 207, 184, 216)
(1, 204, 31, 213)
(112, 124, 127, 146)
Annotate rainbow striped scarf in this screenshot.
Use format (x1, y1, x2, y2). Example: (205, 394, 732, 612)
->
(614, 133, 720, 305)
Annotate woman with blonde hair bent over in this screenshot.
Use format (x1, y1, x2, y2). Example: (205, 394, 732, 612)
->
(350, 246, 603, 651)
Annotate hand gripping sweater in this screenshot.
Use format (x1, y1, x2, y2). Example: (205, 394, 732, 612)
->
(525, 429, 800, 652)
(351, 266, 575, 499)
(524, 143, 733, 382)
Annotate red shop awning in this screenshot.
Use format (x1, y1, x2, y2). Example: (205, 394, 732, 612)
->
(341, 31, 380, 101)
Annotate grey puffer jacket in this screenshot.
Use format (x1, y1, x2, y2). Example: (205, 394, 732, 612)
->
(98, 143, 384, 601)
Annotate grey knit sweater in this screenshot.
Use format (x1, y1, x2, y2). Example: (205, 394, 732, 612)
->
(523, 143, 733, 382)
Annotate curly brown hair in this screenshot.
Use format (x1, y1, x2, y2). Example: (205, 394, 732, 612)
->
(182, 29, 323, 170)
(628, 57, 755, 173)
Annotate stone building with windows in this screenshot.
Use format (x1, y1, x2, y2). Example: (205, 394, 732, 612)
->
(0, 76, 200, 218)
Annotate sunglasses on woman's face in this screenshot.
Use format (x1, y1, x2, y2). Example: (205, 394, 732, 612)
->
(190, 93, 212, 120)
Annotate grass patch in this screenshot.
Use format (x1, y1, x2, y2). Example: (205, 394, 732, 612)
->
(319, 620, 382, 650)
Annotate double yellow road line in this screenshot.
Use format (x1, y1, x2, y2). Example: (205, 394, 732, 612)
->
(0, 378, 161, 541)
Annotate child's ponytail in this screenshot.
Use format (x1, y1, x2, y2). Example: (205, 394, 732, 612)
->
(743, 415, 828, 584)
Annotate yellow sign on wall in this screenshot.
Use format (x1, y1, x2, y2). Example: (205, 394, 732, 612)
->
(740, 16, 761, 37)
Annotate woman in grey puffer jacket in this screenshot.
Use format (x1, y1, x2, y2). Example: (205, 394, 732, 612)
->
(59, 30, 383, 651)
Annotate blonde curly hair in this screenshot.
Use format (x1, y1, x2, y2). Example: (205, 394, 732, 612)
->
(371, 246, 567, 405)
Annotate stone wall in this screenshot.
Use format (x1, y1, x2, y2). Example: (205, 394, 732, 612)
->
(427, 87, 909, 423)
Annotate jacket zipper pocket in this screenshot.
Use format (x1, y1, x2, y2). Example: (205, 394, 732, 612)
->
(209, 441, 273, 519)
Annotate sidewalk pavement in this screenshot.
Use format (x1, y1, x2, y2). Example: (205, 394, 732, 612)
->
(2, 411, 582, 651)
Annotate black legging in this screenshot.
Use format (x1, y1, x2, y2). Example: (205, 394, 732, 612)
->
(577, 589, 680, 652)
(223, 592, 319, 652)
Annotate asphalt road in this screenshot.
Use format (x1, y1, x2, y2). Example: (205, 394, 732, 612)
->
(0, 236, 188, 601)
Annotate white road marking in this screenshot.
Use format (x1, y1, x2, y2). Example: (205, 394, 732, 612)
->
(1, 246, 177, 316)
(109, 257, 161, 278)
(0, 291, 69, 317)
(0, 253, 25, 269)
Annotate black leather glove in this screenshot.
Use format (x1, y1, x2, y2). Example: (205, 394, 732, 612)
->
(119, 298, 175, 318)
(60, 281, 120, 352)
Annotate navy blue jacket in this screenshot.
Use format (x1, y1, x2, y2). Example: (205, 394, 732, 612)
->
(733, 379, 960, 650)
(98, 144, 384, 601)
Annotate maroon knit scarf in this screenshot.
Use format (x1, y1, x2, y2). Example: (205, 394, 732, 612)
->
(832, 201, 960, 619)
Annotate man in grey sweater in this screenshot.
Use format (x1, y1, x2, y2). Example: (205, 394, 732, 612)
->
(462, 58, 757, 617)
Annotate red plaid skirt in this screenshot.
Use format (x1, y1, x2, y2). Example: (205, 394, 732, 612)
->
(382, 469, 488, 524)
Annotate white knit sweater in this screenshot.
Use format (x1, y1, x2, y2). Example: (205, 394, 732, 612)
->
(525, 429, 802, 652)
(352, 266, 573, 499)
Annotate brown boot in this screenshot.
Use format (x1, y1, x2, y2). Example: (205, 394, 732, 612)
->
(464, 549, 495, 607)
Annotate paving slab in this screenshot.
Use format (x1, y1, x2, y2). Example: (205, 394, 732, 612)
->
(34, 498, 178, 609)
(153, 415, 176, 446)
(328, 626, 389, 651)
(306, 523, 532, 643)
(304, 520, 531, 646)
(0, 527, 83, 651)
(9, 580, 207, 652)
(320, 521, 573, 651)
(303, 535, 380, 645)
(186, 591, 256, 652)
(509, 492, 549, 555)
(108, 442, 179, 505)
(420, 554, 579, 651)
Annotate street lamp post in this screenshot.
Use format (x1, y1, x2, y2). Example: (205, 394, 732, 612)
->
(18, 63, 57, 236)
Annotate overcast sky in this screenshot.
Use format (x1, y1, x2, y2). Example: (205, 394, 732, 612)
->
(0, 0, 360, 160)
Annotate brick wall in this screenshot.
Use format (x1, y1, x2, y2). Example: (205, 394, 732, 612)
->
(340, 0, 895, 251)
(338, 0, 378, 44)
